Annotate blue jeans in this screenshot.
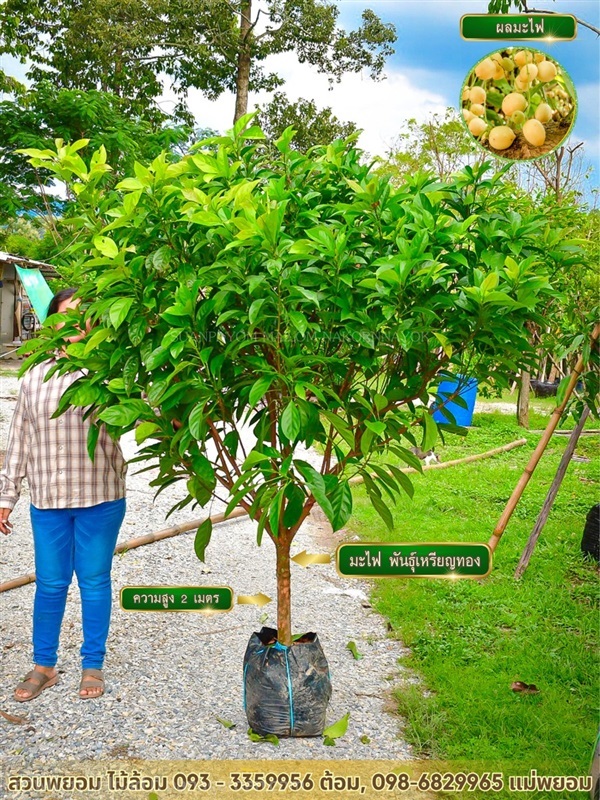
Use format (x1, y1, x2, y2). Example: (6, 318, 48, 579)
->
(30, 498, 126, 669)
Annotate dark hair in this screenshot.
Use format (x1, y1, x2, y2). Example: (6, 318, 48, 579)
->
(46, 288, 77, 318)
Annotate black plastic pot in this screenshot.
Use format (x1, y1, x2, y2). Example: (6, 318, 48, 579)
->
(581, 504, 600, 562)
(530, 379, 560, 398)
(243, 626, 332, 737)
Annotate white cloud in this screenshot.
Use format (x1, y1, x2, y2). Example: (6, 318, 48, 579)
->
(172, 54, 449, 158)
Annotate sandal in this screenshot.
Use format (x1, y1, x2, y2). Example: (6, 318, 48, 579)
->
(14, 669, 59, 702)
(79, 669, 104, 700)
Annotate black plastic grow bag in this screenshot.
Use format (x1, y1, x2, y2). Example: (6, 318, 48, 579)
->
(581, 503, 600, 562)
(243, 626, 332, 737)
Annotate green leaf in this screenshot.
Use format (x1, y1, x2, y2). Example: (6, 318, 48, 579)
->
(283, 483, 305, 528)
(135, 421, 160, 445)
(93, 235, 119, 259)
(422, 412, 438, 451)
(363, 473, 394, 531)
(109, 297, 133, 329)
(83, 327, 112, 354)
(117, 177, 145, 191)
(330, 480, 353, 531)
(556, 375, 571, 407)
(360, 735, 371, 744)
(123, 355, 139, 395)
(216, 717, 236, 730)
(247, 727, 279, 746)
(87, 423, 99, 462)
(194, 518, 212, 562)
(242, 450, 271, 468)
(294, 460, 335, 526)
(248, 298, 266, 325)
(365, 420, 386, 437)
(98, 403, 142, 427)
(248, 376, 273, 407)
(280, 401, 301, 441)
(323, 712, 350, 741)
(386, 464, 415, 499)
(322, 411, 354, 448)
(346, 641, 363, 660)
(268, 487, 285, 535)
(191, 453, 215, 489)
(389, 446, 423, 473)
(189, 403, 204, 439)
(288, 310, 308, 336)
(128, 317, 147, 346)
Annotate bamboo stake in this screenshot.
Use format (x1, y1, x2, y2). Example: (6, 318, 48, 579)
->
(514, 406, 591, 579)
(0, 507, 248, 594)
(530, 429, 599, 436)
(348, 437, 527, 484)
(0, 440, 528, 594)
(114, 506, 248, 554)
(488, 322, 600, 553)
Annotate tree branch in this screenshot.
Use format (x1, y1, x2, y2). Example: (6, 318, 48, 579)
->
(522, 4, 600, 36)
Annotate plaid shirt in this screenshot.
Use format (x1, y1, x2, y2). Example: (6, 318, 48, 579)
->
(0, 361, 126, 510)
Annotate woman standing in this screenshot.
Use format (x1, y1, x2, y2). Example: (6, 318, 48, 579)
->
(0, 289, 127, 701)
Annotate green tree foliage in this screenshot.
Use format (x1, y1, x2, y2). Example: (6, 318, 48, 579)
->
(0, 0, 396, 123)
(256, 92, 358, 152)
(21, 118, 577, 644)
(380, 112, 599, 420)
(0, 82, 189, 227)
(376, 109, 484, 185)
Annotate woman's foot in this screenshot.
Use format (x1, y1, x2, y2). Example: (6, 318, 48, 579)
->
(79, 668, 104, 699)
(14, 665, 58, 701)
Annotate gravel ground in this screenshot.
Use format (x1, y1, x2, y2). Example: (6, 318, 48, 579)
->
(0, 367, 416, 767)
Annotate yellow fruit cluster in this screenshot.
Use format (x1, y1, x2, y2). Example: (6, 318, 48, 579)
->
(461, 48, 575, 155)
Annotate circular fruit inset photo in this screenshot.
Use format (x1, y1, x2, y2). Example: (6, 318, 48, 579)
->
(461, 48, 576, 160)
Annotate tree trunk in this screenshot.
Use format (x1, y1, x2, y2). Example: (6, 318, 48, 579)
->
(514, 406, 590, 579)
(276, 534, 292, 646)
(548, 362, 558, 383)
(517, 370, 530, 428)
(234, 0, 252, 123)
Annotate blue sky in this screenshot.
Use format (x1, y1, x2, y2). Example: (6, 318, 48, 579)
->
(337, 0, 600, 173)
(2, 0, 598, 193)
(172, 0, 599, 195)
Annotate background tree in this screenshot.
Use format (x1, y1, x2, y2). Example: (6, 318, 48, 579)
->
(256, 92, 357, 151)
(376, 109, 486, 185)
(0, 82, 190, 260)
(0, 0, 396, 124)
(21, 120, 580, 646)
(379, 110, 599, 426)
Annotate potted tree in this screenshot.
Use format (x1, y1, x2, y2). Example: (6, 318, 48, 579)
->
(21, 117, 569, 735)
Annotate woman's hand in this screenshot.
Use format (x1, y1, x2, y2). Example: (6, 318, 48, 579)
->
(0, 508, 13, 535)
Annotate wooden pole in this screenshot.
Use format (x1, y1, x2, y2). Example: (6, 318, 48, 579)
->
(488, 322, 600, 553)
(348, 437, 527, 484)
(0, 441, 528, 594)
(514, 406, 591, 579)
(0, 507, 248, 594)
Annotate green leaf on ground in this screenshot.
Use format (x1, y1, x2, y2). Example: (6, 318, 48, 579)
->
(346, 641, 363, 660)
(323, 712, 350, 743)
(216, 717, 236, 729)
(247, 727, 280, 746)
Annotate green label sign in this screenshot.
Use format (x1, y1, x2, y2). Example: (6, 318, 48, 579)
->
(337, 543, 491, 579)
(461, 14, 576, 41)
(15, 266, 54, 322)
(120, 586, 233, 612)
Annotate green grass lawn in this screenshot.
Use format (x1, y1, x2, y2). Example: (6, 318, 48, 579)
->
(347, 412, 599, 798)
